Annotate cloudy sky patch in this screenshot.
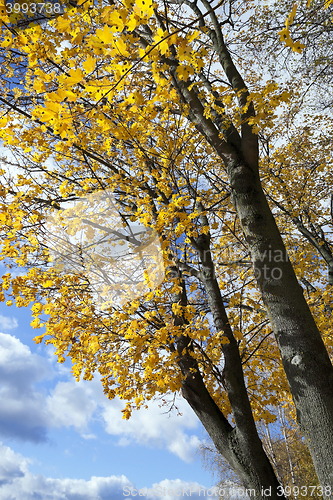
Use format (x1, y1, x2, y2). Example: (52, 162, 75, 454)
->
(0, 315, 18, 331)
(0, 300, 214, 498)
(101, 397, 201, 462)
(0, 442, 216, 500)
(0, 333, 50, 442)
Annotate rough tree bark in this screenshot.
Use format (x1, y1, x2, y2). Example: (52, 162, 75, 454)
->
(166, 1, 333, 490)
(172, 259, 284, 498)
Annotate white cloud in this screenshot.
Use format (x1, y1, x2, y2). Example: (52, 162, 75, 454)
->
(0, 332, 101, 439)
(0, 442, 132, 500)
(101, 397, 201, 462)
(81, 433, 97, 440)
(0, 442, 215, 500)
(0, 332, 203, 462)
(167, 434, 201, 462)
(0, 332, 50, 442)
(0, 315, 18, 330)
(0, 443, 29, 486)
(45, 376, 202, 462)
(46, 379, 100, 431)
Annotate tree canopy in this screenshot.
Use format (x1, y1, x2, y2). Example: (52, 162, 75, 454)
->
(0, 0, 333, 496)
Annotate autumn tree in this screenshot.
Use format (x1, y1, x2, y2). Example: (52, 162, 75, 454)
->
(0, 0, 333, 495)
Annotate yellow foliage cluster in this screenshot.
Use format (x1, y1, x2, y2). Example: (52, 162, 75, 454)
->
(0, 0, 331, 429)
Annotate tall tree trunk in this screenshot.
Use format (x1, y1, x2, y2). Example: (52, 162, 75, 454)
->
(174, 245, 285, 498)
(228, 153, 333, 490)
(180, 361, 284, 499)
(168, 19, 333, 486)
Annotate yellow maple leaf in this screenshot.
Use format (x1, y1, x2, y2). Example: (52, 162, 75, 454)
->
(33, 334, 46, 344)
(96, 25, 113, 44)
(292, 42, 306, 53)
(31, 317, 41, 329)
(66, 68, 84, 85)
(0, 116, 8, 128)
(154, 29, 169, 55)
(101, 5, 112, 21)
(107, 10, 126, 32)
(83, 55, 96, 74)
(114, 37, 129, 57)
(42, 280, 54, 288)
(0, 0, 9, 22)
(33, 80, 46, 93)
(176, 64, 194, 82)
(32, 302, 43, 314)
(56, 16, 72, 32)
(55, 88, 77, 102)
(126, 14, 139, 32)
(133, 0, 153, 18)
(278, 27, 291, 42)
(38, 108, 57, 123)
(177, 41, 192, 62)
(1, 34, 13, 48)
(285, 3, 298, 28)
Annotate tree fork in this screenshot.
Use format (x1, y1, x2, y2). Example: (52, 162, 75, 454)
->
(174, 238, 285, 497)
(167, 18, 333, 487)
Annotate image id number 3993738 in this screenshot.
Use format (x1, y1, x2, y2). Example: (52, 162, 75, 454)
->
(5, 2, 62, 14)
(277, 485, 332, 497)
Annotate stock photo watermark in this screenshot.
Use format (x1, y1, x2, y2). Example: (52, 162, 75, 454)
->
(123, 485, 256, 498)
(45, 189, 165, 309)
(123, 484, 332, 498)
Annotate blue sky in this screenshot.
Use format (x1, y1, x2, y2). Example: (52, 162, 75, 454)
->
(0, 264, 219, 500)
